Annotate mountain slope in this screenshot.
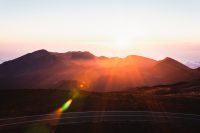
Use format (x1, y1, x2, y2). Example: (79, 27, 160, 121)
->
(151, 57, 198, 84)
(124, 55, 156, 67)
(0, 50, 199, 91)
(0, 50, 59, 76)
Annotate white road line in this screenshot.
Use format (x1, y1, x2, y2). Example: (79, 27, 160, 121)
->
(0, 111, 200, 120)
(0, 114, 200, 127)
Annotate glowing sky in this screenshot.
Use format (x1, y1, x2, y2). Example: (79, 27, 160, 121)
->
(0, 0, 200, 67)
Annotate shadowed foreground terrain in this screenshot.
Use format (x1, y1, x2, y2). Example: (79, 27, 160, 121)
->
(0, 86, 200, 132)
(0, 88, 200, 118)
(1, 122, 200, 133)
(0, 80, 200, 116)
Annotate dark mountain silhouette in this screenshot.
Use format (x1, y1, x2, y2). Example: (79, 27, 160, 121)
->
(65, 51, 96, 60)
(0, 50, 199, 91)
(98, 56, 109, 60)
(0, 49, 60, 75)
(150, 57, 198, 85)
(155, 57, 191, 70)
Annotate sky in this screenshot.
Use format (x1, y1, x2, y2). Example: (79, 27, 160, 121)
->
(0, 0, 200, 67)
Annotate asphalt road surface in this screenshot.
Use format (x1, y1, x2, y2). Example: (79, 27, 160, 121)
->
(0, 111, 200, 129)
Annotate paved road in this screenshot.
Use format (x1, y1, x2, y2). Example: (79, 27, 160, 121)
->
(0, 111, 200, 128)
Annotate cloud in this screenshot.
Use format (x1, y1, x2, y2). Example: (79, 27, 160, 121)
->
(185, 61, 200, 69)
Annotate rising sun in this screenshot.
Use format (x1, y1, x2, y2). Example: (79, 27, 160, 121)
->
(113, 33, 131, 50)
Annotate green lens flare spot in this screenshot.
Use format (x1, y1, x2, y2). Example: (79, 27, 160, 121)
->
(61, 99, 72, 111)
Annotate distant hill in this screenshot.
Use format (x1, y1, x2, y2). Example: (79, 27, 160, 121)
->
(0, 50, 199, 91)
(151, 57, 198, 85)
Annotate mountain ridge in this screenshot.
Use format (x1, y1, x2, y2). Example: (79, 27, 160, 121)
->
(0, 49, 199, 91)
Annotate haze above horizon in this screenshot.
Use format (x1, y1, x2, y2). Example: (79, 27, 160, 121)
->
(0, 0, 200, 67)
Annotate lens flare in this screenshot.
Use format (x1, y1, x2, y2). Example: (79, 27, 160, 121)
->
(79, 81, 86, 89)
(26, 98, 73, 132)
(46, 99, 72, 126)
(80, 84, 84, 88)
(61, 99, 73, 112)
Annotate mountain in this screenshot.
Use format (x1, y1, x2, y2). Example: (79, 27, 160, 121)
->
(151, 57, 198, 85)
(65, 51, 96, 60)
(0, 50, 95, 89)
(155, 57, 191, 70)
(0, 49, 59, 75)
(121, 55, 157, 68)
(0, 50, 199, 91)
(50, 51, 95, 60)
